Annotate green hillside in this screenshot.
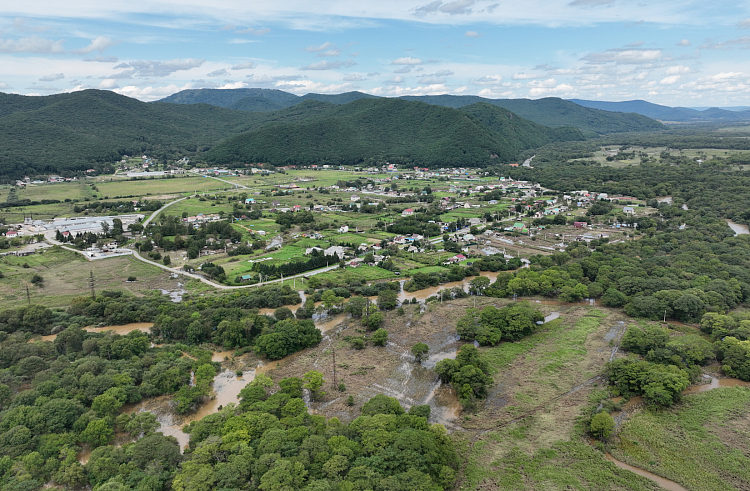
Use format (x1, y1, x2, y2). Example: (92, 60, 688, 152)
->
(0, 90, 258, 179)
(159, 88, 665, 134)
(205, 98, 584, 167)
(402, 95, 665, 134)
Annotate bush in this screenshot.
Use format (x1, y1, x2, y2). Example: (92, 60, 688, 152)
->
(372, 328, 389, 346)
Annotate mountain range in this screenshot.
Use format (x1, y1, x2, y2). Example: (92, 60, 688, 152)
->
(569, 99, 750, 122)
(159, 89, 664, 135)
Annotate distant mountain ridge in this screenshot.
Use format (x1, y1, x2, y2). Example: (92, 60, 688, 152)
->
(569, 99, 750, 122)
(205, 98, 585, 167)
(158, 89, 664, 135)
(0, 89, 585, 178)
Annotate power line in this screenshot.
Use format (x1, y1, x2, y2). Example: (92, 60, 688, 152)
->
(88, 271, 96, 299)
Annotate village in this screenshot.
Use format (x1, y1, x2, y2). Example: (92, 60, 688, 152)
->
(0, 161, 650, 288)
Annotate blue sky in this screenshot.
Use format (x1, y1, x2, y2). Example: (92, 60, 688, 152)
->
(1, 0, 750, 106)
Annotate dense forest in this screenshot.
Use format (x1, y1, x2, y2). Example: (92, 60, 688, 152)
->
(160, 88, 665, 135)
(203, 98, 584, 168)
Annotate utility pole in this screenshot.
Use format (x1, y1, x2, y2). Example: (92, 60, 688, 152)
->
(25, 284, 31, 305)
(332, 343, 337, 388)
(88, 271, 96, 299)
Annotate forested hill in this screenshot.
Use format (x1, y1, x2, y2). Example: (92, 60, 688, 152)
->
(570, 98, 750, 123)
(158, 89, 665, 135)
(204, 98, 585, 167)
(0, 90, 259, 179)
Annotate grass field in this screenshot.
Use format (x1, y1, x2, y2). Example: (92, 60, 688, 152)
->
(311, 265, 396, 285)
(0, 247, 176, 308)
(611, 388, 750, 490)
(95, 176, 228, 198)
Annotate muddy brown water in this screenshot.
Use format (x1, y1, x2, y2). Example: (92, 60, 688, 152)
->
(726, 220, 750, 236)
(38, 322, 154, 342)
(605, 375, 750, 490)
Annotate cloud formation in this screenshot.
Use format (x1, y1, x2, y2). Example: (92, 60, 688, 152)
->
(39, 73, 64, 81)
(112, 59, 205, 77)
(207, 69, 229, 77)
(0, 35, 63, 53)
(305, 42, 336, 52)
(465, 30, 482, 37)
(300, 60, 356, 70)
(343, 74, 365, 81)
(414, 0, 475, 16)
(231, 62, 256, 70)
(235, 27, 270, 35)
(392, 57, 423, 65)
(568, 0, 615, 7)
(74, 36, 117, 54)
(583, 49, 662, 64)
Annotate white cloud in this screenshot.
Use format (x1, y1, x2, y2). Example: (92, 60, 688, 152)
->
(464, 30, 482, 38)
(246, 74, 302, 85)
(414, 0, 475, 16)
(738, 18, 750, 29)
(0, 35, 63, 53)
(700, 37, 750, 50)
(474, 75, 502, 85)
(393, 66, 412, 73)
(275, 80, 356, 94)
(682, 72, 750, 93)
(305, 41, 336, 52)
(512, 72, 537, 80)
(231, 62, 256, 70)
(207, 68, 229, 77)
(583, 49, 662, 64)
(677, 39, 691, 46)
(112, 58, 204, 77)
(39, 73, 64, 81)
(114, 83, 193, 101)
(528, 82, 575, 97)
(528, 78, 557, 88)
(666, 65, 691, 75)
(343, 74, 365, 81)
(318, 49, 341, 57)
(228, 39, 260, 44)
(74, 36, 117, 54)
(569, 0, 615, 6)
(385, 75, 405, 84)
(660, 75, 680, 84)
(367, 72, 380, 76)
(84, 55, 118, 62)
(392, 57, 423, 65)
(0, 81, 12, 89)
(300, 59, 356, 70)
(99, 78, 119, 88)
(439, 0, 475, 15)
(235, 27, 270, 35)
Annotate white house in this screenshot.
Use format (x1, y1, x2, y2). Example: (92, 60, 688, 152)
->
(339, 225, 349, 233)
(350, 195, 360, 202)
(623, 206, 635, 215)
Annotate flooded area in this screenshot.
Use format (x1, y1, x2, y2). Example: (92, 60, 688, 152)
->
(38, 322, 154, 342)
(606, 374, 750, 490)
(398, 271, 504, 303)
(126, 369, 256, 449)
(727, 220, 750, 236)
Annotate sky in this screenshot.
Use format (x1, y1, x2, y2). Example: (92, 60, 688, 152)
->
(1, 0, 750, 106)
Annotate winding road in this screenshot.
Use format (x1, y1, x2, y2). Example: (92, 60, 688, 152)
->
(47, 193, 339, 290)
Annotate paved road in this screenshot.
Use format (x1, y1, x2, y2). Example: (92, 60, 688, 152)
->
(142, 196, 191, 227)
(128, 249, 340, 289)
(191, 171, 248, 189)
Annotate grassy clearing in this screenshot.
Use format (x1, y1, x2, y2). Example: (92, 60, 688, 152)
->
(460, 438, 661, 491)
(612, 388, 750, 491)
(404, 265, 448, 274)
(0, 248, 175, 308)
(312, 265, 396, 284)
(95, 176, 226, 198)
